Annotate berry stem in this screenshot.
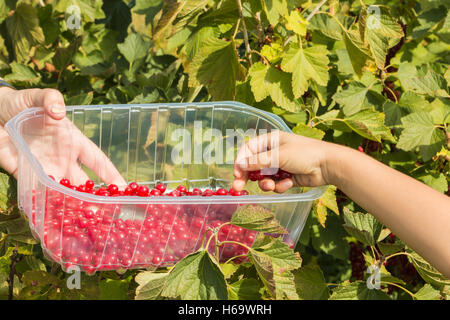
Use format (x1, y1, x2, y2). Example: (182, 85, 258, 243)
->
(380, 281, 416, 300)
(218, 240, 252, 252)
(223, 254, 248, 265)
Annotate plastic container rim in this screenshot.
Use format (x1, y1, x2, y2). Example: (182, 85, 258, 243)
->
(5, 101, 327, 204)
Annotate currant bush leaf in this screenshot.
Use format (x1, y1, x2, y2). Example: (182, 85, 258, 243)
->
(293, 263, 329, 300)
(248, 234, 302, 299)
(228, 279, 262, 300)
(117, 33, 152, 64)
(249, 62, 302, 112)
(161, 249, 228, 300)
(292, 123, 325, 140)
(188, 37, 245, 100)
(362, 6, 404, 70)
(406, 249, 450, 289)
(5, 3, 44, 63)
(135, 272, 168, 300)
(281, 43, 329, 99)
(313, 185, 339, 227)
(397, 111, 446, 158)
(398, 63, 449, 97)
(342, 208, 383, 246)
(414, 284, 442, 300)
(343, 110, 395, 142)
(231, 205, 288, 234)
(330, 281, 390, 300)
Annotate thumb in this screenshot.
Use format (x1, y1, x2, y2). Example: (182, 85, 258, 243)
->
(22, 88, 66, 120)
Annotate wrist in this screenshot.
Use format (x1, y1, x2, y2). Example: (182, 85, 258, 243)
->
(321, 142, 354, 188)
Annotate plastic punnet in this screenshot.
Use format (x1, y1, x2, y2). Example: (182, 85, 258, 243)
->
(5, 102, 325, 273)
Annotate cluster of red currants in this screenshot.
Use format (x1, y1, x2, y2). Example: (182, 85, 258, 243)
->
(56, 178, 250, 197)
(34, 177, 295, 274)
(247, 169, 292, 182)
(349, 242, 366, 280)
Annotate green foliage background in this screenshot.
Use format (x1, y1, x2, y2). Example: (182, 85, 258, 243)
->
(0, 0, 449, 300)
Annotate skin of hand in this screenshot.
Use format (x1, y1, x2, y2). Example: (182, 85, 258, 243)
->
(233, 130, 450, 278)
(0, 87, 126, 186)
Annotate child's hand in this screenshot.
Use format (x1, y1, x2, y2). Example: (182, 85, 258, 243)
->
(0, 87, 126, 186)
(233, 130, 335, 193)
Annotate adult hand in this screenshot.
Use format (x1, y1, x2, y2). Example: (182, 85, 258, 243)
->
(0, 87, 126, 186)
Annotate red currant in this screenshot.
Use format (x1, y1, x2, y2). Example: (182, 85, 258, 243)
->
(156, 184, 166, 194)
(85, 180, 95, 190)
(137, 185, 150, 197)
(60, 179, 71, 187)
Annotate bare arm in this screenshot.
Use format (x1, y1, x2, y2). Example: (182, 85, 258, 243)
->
(233, 131, 450, 278)
(324, 142, 450, 278)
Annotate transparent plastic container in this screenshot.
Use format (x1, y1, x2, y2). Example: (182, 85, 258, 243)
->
(5, 102, 325, 273)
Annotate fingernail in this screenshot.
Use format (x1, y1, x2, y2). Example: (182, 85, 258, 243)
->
(51, 105, 65, 114)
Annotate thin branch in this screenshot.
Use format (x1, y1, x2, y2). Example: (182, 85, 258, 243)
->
(7, 249, 20, 300)
(236, 0, 252, 65)
(232, 18, 241, 39)
(254, 12, 264, 47)
(306, 0, 328, 21)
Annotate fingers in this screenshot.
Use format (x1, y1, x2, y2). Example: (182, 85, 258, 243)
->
(234, 131, 284, 177)
(22, 88, 66, 120)
(76, 131, 127, 186)
(258, 178, 294, 193)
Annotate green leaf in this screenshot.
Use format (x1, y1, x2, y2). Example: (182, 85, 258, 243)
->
(313, 185, 339, 227)
(398, 63, 449, 97)
(330, 281, 390, 300)
(134, 272, 168, 300)
(261, 0, 288, 26)
(292, 123, 325, 140)
(231, 205, 288, 234)
(363, 6, 404, 69)
(251, 235, 302, 271)
(118, 32, 151, 64)
(228, 279, 262, 300)
(417, 172, 448, 193)
(249, 234, 302, 299)
(383, 100, 407, 128)
(66, 92, 94, 106)
(343, 208, 383, 246)
(0, 0, 17, 24)
(343, 110, 395, 142)
(333, 81, 385, 116)
(377, 242, 404, 256)
(397, 112, 446, 157)
(53, 37, 83, 72)
(188, 37, 245, 100)
(293, 263, 329, 300)
(285, 10, 307, 36)
(343, 28, 371, 77)
(281, 43, 329, 99)
(412, 7, 447, 39)
(55, 0, 105, 22)
(5, 3, 44, 63)
(161, 249, 228, 300)
(182, 26, 219, 61)
(3, 63, 40, 85)
(249, 62, 302, 112)
(414, 284, 442, 300)
(282, 110, 308, 124)
(308, 13, 343, 40)
(311, 213, 349, 260)
(406, 249, 450, 289)
(0, 171, 15, 211)
(99, 278, 130, 300)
